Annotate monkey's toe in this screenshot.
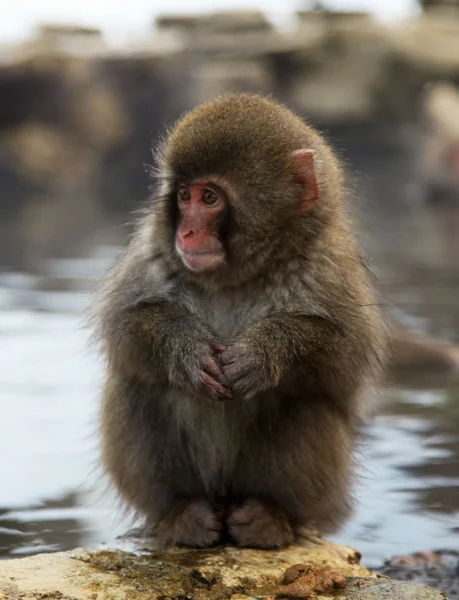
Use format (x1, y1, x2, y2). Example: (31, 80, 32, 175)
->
(156, 499, 223, 548)
(228, 498, 294, 549)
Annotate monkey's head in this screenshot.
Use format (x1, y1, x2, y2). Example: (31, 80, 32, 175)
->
(153, 93, 344, 281)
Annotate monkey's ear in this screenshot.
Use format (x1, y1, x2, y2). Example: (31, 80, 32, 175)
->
(289, 149, 320, 212)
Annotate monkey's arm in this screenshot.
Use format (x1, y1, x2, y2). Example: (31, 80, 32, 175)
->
(221, 313, 377, 404)
(102, 302, 230, 399)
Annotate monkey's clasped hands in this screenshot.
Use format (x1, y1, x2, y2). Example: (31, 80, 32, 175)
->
(169, 336, 231, 400)
(172, 335, 278, 402)
(94, 93, 386, 550)
(219, 339, 278, 401)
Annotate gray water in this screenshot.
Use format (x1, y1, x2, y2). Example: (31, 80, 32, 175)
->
(0, 247, 458, 568)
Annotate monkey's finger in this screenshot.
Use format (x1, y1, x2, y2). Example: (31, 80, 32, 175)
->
(220, 352, 237, 369)
(223, 370, 260, 401)
(221, 363, 246, 383)
(204, 358, 227, 384)
(201, 373, 232, 399)
(220, 343, 240, 367)
(211, 342, 226, 353)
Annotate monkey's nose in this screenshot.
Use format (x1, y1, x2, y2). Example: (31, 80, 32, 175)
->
(180, 228, 194, 240)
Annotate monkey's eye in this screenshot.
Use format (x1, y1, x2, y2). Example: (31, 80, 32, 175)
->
(202, 188, 218, 205)
(178, 185, 191, 202)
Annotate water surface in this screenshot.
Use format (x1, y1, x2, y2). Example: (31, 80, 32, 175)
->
(0, 248, 458, 568)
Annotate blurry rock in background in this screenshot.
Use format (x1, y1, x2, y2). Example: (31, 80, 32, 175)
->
(421, 0, 459, 15)
(1, 7, 459, 277)
(33, 24, 106, 56)
(388, 329, 459, 388)
(0, 24, 191, 271)
(376, 550, 459, 600)
(156, 10, 272, 35)
(407, 83, 459, 268)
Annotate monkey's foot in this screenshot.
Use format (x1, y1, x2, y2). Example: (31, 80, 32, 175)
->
(156, 499, 222, 548)
(228, 498, 294, 549)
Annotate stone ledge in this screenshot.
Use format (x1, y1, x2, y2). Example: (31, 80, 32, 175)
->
(0, 539, 446, 599)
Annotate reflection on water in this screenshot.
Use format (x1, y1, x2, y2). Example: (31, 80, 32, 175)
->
(0, 493, 90, 557)
(0, 251, 127, 559)
(333, 385, 459, 566)
(0, 246, 458, 567)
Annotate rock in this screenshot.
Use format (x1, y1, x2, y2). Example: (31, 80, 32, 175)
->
(4, 10, 459, 269)
(0, 540, 446, 600)
(0, 45, 191, 269)
(421, 0, 459, 13)
(344, 578, 446, 599)
(276, 563, 347, 597)
(192, 58, 274, 102)
(155, 13, 203, 34)
(377, 550, 459, 599)
(156, 10, 272, 36)
(288, 19, 416, 123)
(198, 10, 273, 35)
(389, 14, 459, 76)
(16, 23, 107, 59)
(296, 9, 372, 27)
(36, 24, 104, 54)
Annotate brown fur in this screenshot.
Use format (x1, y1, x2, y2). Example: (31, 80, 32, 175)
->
(92, 93, 387, 548)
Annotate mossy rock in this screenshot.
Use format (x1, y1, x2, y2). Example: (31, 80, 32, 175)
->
(0, 538, 446, 599)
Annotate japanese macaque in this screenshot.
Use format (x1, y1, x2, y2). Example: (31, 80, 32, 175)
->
(388, 329, 459, 387)
(93, 93, 386, 549)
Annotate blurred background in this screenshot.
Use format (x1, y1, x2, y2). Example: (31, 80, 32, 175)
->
(1, 0, 459, 584)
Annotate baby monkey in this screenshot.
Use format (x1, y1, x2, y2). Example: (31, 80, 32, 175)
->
(93, 93, 386, 549)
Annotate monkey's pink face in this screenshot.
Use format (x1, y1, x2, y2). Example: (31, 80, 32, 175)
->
(175, 180, 228, 272)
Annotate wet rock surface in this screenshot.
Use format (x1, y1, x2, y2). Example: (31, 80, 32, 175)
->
(0, 539, 447, 600)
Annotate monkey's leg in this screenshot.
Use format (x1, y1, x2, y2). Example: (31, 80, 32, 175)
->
(228, 498, 294, 549)
(101, 376, 225, 548)
(230, 401, 354, 547)
(155, 498, 223, 547)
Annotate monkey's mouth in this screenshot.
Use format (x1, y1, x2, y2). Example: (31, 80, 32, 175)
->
(177, 249, 225, 272)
